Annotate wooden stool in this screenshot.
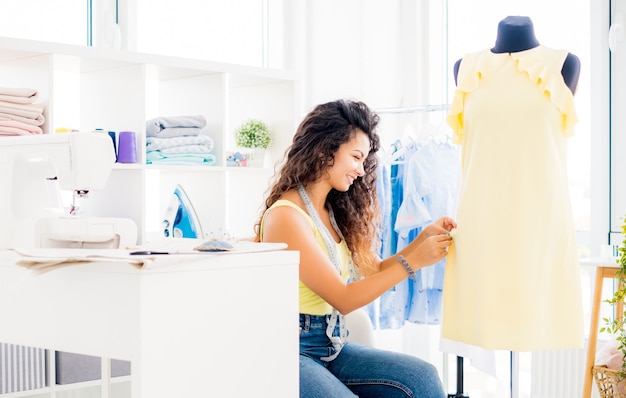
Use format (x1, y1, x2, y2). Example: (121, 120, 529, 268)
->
(582, 261, 623, 398)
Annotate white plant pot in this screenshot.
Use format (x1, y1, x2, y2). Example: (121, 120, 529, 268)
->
(247, 148, 266, 167)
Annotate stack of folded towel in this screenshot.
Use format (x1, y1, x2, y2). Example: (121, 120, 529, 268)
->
(145, 115, 216, 165)
(0, 87, 45, 136)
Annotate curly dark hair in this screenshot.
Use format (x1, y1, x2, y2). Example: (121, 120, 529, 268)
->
(255, 99, 382, 276)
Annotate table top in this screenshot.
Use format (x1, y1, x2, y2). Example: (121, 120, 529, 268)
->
(580, 257, 620, 267)
(0, 242, 298, 274)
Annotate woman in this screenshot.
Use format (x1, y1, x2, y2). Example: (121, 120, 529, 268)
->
(256, 99, 454, 397)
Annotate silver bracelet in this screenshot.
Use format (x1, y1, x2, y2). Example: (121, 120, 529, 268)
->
(397, 254, 416, 280)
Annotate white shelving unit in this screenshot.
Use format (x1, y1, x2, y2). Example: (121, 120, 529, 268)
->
(0, 37, 300, 397)
(0, 36, 300, 243)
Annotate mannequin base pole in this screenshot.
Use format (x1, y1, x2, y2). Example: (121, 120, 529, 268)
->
(447, 356, 470, 398)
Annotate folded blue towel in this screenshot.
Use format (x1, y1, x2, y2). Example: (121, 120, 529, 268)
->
(146, 115, 207, 137)
(146, 135, 214, 152)
(146, 151, 217, 166)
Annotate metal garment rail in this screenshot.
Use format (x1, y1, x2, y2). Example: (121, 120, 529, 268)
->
(374, 104, 450, 114)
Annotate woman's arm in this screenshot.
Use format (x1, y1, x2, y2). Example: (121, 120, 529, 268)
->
(263, 206, 454, 314)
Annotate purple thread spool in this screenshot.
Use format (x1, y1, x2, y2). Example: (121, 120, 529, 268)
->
(117, 131, 137, 163)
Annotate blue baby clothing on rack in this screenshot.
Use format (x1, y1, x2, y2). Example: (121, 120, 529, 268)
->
(370, 137, 460, 327)
(397, 139, 461, 324)
(370, 139, 417, 329)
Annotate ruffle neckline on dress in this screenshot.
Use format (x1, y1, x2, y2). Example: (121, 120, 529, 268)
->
(447, 45, 578, 142)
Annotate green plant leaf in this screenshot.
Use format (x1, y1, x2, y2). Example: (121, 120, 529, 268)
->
(234, 119, 272, 149)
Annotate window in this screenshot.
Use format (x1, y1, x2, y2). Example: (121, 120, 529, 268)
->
(135, 0, 283, 68)
(0, 1, 87, 45)
(0, 1, 285, 69)
(610, 0, 626, 243)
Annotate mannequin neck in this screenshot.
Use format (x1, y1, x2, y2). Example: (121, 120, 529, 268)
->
(491, 16, 540, 53)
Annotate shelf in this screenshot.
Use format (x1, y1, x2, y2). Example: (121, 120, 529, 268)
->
(0, 36, 298, 83)
(0, 35, 299, 245)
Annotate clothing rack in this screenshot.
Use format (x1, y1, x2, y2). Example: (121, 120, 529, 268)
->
(376, 102, 468, 398)
(374, 103, 450, 114)
(376, 103, 452, 164)
(375, 102, 469, 397)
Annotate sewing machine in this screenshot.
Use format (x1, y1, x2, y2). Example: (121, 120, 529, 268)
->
(0, 132, 137, 249)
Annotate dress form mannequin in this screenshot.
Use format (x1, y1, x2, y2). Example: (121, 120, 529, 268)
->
(453, 16, 580, 94)
(445, 15, 584, 398)
(491, 15, 539, 53)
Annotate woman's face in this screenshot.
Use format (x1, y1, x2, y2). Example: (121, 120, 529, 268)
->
(326, 129, 370, 192)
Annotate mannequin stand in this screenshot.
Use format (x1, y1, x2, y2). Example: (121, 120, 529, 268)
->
(447, 353, 519, 397)
(510, 352, 519, 398)
(448, 356, 470, 398)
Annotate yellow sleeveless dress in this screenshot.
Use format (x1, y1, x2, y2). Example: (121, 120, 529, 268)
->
(444, 45, 583, 351)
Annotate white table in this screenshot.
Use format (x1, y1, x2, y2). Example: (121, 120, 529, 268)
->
(0, 249, 299, 397)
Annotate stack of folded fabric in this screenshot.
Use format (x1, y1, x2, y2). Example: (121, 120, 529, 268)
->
(0, 87, 45, 136)
(145, 115, 216, 165)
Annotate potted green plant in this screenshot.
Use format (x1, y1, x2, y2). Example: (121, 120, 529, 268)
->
(234, 119, 272, 167)
(599, 216, 626, 390)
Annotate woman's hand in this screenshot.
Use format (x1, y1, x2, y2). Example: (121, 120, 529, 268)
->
(402, 216, 456, 269)
(424, 216, 457, 236)
(415, 216, 457, 243)
(411, 233, 453, 269)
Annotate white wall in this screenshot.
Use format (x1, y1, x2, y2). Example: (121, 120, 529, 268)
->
(288, 0, 449, 149)
(293, 1, 447, 110)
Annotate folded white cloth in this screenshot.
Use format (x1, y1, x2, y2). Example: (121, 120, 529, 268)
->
(0, 111, 45, 126)
(0, 87, 39, 104)
(146, 115, 206, 136)
(0, 120, 43, 135)
(0, 127, 36, 136)
(0, 100, 45, 114)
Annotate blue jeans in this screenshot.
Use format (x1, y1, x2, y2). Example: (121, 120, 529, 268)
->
(299, 314, 445, 398)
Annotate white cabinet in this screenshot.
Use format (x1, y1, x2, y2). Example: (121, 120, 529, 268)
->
(0, 37, 300, 243)
(0, 249, 300, 397)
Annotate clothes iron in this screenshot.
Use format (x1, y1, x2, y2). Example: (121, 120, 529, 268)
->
(162, 184, 204, 239)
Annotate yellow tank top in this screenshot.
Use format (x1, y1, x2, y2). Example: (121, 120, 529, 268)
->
(260, 199, 351, 315)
